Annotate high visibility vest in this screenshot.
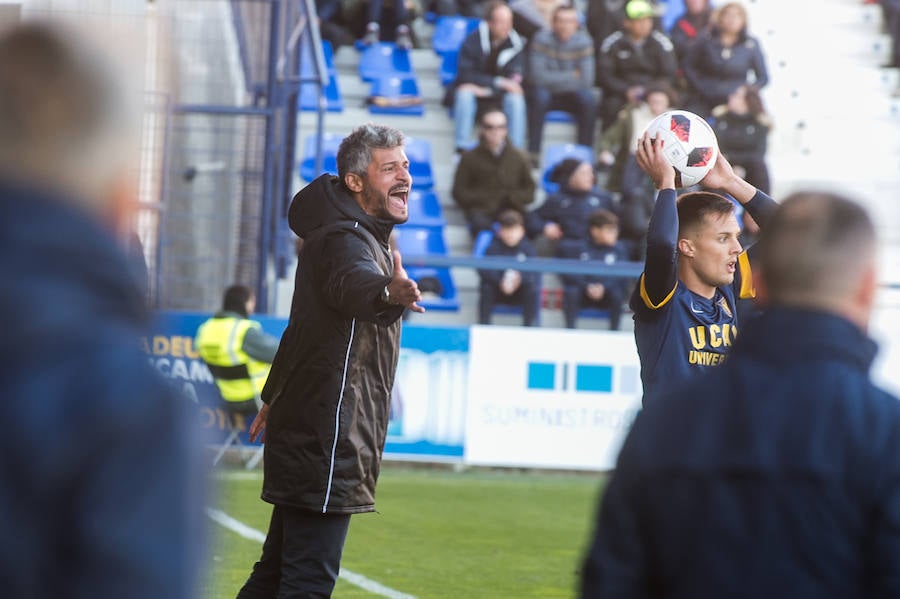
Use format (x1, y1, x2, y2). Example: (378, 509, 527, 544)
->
(195, 315, 271, 403)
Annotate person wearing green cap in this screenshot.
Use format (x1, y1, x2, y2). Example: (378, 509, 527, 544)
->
(595, 0, 677, 129)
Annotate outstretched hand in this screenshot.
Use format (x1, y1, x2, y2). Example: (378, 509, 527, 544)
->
(387, 250, 425, 313)
(635, 133, 676, 190)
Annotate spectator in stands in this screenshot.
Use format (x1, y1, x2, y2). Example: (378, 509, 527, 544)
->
(527, 157, 618, 255)
(558, 209, 632, 330)
(444, 1, 527, 153)
(0, 22, 205, 598)
(526, 4, 599, 163)
(582, 192, 900, 598)
(587, 0, 662, 51)
(596, 82, 677, 259)
(712, 84, 772, 194)
(682, 1, 768, 118)
(596, 0, 678, 129)
(452, 109, 536, 239)
(668, 0, 714, 68)
(509, 0, 566, 40)
(316, 0, 357, 49)
(360, 0, 414, 49)
(236, 123, 424, 598)
(195, 284, 279, 431)
(478, 209, 542, 326)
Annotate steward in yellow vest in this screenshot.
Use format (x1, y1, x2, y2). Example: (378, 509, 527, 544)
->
(195, 285, 279, 411)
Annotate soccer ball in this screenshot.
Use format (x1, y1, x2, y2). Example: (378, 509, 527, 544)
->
(642, 110, 719, 188)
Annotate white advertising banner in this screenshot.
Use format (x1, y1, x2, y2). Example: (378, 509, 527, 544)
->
(464, 325, 643, 471)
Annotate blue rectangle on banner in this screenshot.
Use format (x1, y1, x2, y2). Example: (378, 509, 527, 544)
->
(576, 364, 613, 392)
(528, 362, 556, 390)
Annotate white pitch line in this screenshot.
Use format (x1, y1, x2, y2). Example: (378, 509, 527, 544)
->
(206, 508, 419, 599)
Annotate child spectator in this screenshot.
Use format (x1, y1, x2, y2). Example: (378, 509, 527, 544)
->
(527, 157, 618, 256)
(712, 84, 772, 194)
(558, 209, 632, 330)
(596, 82, 677, 259)
(478, 209, 542, 326)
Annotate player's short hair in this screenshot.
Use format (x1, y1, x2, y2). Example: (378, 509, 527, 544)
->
(337, 123, 405, 185)
(677, 191, 736, 238)
(757, 191, 875, 305)
(497, 208, 524, 228)
(223, 284, 254, 316)
(589, 208, 619, 229)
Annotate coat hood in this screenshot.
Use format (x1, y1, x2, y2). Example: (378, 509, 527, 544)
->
(288, 173, 395, 243)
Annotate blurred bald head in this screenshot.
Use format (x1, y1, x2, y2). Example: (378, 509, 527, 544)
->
(756, 191, 877, 329)
(0, 22, 138, 219)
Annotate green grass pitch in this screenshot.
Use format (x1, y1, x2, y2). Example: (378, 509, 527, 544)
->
(202, 464, 607, 598)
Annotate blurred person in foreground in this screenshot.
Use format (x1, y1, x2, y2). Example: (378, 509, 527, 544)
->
(627, 133, 778, 406)
(237, 123, 424, 598)
(0, 22, 205, 598)
(582, 191, 900, 597)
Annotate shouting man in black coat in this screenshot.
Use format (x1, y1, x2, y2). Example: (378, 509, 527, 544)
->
(237, 123, 424, 598)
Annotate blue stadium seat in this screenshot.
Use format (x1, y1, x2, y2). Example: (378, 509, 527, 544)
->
(299, 78, 344, 112)
(300, 39, 335, 75)
(298, 132, 342, 182)
(541, 143, 594, 194)
(439, 51, 459, 86)
(662, 0, 685, 33)
(406, 189, 445, 230)
(392, 225, 459, 311)
(431, 16, 480, 56)
(299, 41, 344, 112)
(358, 42, 414, 82)
(367, 75, 425, 116)
(545, 110, 575, 123)
(404, 137, 435, 190)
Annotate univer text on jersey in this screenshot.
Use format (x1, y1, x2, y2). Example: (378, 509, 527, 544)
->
(687, 323, 737, 366)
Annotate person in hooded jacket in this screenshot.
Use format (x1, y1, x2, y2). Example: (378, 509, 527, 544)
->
(236, 123, 425, 599)
(526, 158, 618, 256)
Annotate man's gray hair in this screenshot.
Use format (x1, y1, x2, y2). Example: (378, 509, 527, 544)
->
(337, 123, 405, 183)
(758, 191, 876, 305)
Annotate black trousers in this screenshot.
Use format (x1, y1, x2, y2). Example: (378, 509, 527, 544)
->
(236, 505, 352, 599)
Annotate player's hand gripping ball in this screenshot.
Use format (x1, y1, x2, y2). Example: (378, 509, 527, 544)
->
(642, 109, 719, 188)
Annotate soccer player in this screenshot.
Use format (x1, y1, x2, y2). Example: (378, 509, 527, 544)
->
(582, 191, 900, 597)
(629, 132, 778, 405)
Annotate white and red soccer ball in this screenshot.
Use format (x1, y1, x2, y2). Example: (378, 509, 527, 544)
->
(642, 109, 719, 188)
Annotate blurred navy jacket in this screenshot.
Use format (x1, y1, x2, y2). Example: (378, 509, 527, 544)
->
(582, 307, 900, 598)
(0, 182, 206, 599)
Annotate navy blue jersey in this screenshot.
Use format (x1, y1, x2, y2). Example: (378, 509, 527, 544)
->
(629, 188, 777, 404)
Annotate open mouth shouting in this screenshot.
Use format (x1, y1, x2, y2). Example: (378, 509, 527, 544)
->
(726, 259, 736, 274)
(389, 185, 409, 213)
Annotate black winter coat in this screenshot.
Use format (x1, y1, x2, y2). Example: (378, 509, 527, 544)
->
(260, 174, 405, 514)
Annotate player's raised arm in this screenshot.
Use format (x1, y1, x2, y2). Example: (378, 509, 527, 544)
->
(701, 152, 778, 234)
(634, 134, 679, 307)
